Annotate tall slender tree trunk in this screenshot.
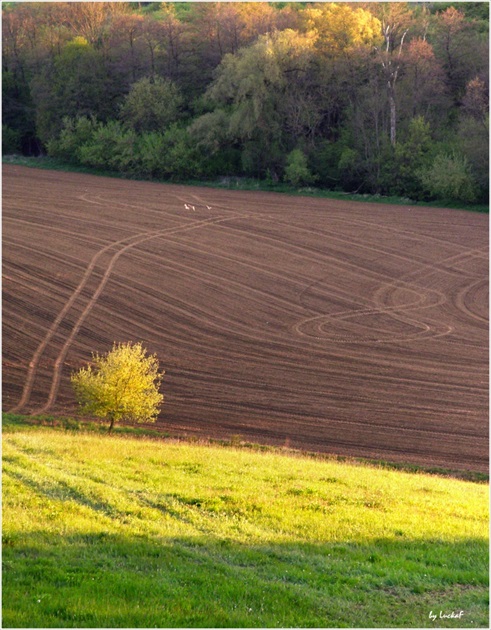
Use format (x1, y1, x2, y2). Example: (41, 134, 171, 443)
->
(378, 12, 408, 149)
(388, 84, 397, 147)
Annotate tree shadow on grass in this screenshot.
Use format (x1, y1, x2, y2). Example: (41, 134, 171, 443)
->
(2, 531, 488, 629)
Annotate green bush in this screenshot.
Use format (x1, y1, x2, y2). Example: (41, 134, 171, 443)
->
(338, 146, 365, 191)
(458, 115, 489, 201)
(159, 124, 205, 180)
(120, 76, 183, 133)
(392, 117, 434, 199)
(188, 109, 231, 152)
(419, 152, 480, 203)
(137, 131, 168, 178)
(78, 120, 138, 173)
(46, 116, 98, 162)
(2, 125, 22, 154)
(137, 125, 206, 181)
(284, 148, 317, 187)
(309, 140, 343, 189)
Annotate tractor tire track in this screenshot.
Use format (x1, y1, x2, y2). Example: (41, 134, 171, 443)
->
(11, 214, 239, 414)
(3, 166, 488, 472)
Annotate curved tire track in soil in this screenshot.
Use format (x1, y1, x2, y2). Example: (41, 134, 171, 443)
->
(11, 213, 240, 414)
(8, 232, 138, 413)
(3, 166, 488, 472)
(294, 249, 485, 344)
(455, 277, 488, 327)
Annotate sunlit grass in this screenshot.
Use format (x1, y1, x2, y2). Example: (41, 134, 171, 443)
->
(2, 423, 489, 627)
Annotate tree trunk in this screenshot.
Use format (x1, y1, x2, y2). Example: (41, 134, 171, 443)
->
(108, 415, 115, 434)
(388, 84, 397, 147)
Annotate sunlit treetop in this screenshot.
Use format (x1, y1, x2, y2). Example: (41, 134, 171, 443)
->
(302, 3, 383, 56)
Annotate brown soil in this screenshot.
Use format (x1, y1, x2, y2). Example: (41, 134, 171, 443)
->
(2, 165, 488, 472)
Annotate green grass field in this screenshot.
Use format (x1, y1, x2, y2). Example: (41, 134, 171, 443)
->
(2, 416, 489, 628)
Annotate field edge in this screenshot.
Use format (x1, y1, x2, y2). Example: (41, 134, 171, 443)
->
(3, 413, 488, 484)
(3, 154, 489, 213)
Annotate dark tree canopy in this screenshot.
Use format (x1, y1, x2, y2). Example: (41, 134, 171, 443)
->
(2, 1, 488, 203)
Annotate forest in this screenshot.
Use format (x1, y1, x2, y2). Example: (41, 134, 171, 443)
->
(2, 2, 489, 203)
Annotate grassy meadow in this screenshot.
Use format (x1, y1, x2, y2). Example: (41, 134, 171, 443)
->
(2, 415, 489, 628)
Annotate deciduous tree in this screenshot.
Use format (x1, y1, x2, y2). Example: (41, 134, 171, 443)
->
(71, 342, 164, 433)
(120, 75, 183, 133)
(458, 75, 489, 199)
(419, 152, 478, 203)
(205, 29, 317, 176)
(373, 2, 415, 146)
(431, 6, 488, 103)
(399, 38, 448, 123)
(31, 36, 116, 142)
(303, 2, 382, 57)
(284, 148, 317, 187)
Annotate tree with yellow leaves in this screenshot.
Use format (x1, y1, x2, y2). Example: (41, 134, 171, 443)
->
(71, 342, 164, 433)
(303, 2, 382, 57)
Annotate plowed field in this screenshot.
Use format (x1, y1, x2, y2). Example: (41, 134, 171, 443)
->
(2, 165, 488, 472)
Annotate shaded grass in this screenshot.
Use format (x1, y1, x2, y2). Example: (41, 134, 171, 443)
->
(4, 533, 488, 628)
(2, 426, 489, 627)
(3, 154, 488, 213)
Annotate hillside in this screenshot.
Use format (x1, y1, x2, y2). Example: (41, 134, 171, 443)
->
(2, 421, 489, 628)
(3, 166, 489, 472)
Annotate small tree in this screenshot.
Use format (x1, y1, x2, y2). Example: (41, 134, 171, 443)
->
(71, 342, 164, 432)
(78, 120, 138, 173)
(120, 76, 183, 133)
(284, 148, 317, 187)
(46, 115, 98, 163)
(418, 152, 479, 203)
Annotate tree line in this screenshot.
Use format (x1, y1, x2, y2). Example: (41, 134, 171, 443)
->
(2, 2, 489, 203)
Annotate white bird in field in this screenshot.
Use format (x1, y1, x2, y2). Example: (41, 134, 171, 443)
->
(206, 205, 212, 210)
(191, 205, 196, 211)
(184, 203, 190, 210)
